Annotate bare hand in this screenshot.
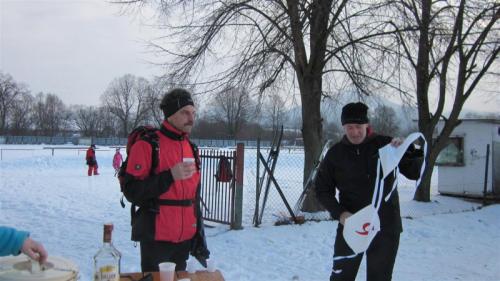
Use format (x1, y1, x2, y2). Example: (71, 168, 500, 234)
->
(171, 162, 196, 180)
(391, 137, 404, 147)
(21, 237, 48, 264)
(339, 211, 353, 226)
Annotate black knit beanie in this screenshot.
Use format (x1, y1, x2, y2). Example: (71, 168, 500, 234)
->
(160, 88, 195, 119)
(341, 102, 369, 125)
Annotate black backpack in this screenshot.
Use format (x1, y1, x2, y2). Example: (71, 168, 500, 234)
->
(118, 125, 159, 208)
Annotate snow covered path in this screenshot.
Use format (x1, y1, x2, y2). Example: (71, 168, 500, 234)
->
(0, 146, 499, 281)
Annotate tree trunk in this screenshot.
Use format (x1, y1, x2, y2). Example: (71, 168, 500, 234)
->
(298, 76, 324, 212)
(414, 128, 443, 202)
(413, 165, 432, 202)
(414, 0, 433, 202)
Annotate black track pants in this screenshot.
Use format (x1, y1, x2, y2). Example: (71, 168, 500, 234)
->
(140, 239, 191, 272)
(330, 225, 400, 281)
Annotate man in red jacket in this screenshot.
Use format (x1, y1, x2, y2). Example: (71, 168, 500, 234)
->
(122, 88, 209, 272)
(85, 144, 99, 176)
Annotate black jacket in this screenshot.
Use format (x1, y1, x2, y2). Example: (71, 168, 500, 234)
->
(315, 133, 423, 233)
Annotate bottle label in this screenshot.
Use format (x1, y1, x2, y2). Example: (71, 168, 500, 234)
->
(95, 265, 119, 281)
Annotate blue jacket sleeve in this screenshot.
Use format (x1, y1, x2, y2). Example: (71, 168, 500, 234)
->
(0, 226, 29, 257)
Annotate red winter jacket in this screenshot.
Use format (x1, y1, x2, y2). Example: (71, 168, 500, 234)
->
(112, 152, 123, 170)
(124, 121, 200, 243)
(86, 148, 96, 166)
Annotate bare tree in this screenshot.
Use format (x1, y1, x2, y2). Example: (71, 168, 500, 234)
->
(117, 0, 405, 211)
(208, 87, 254, 138)
(144, 78, 166, 126)
(71, 105, 102, 137)
(32, 93, 68, 136)
(191, 119, 227, 139)
(101, 74, 151, 136)
(97, 106, 121, 137)
(323, 121, 342, 143)
(0, 73, 25, 134)
(370, 105, 400, 136)
(9, 92, 35, 135)
(391, 0, 500, 201)
(263, 92, 289, 133)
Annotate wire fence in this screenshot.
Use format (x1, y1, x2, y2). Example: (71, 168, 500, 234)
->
(242, 147, 311, 226)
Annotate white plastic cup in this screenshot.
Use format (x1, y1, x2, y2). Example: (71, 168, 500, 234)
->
(159, 262, 176, 281)
(183, 157, 195, 163)
(206, 258, 216, 273)
(183, 157, 196, 178)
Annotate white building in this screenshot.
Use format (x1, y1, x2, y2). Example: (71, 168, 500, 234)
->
(435, 119, 500, 199)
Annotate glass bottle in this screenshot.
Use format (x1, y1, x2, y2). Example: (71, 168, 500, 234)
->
(93, 223, 121, 281)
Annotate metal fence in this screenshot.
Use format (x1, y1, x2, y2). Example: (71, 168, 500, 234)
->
(0, 135, 78, 145)
(198, 144, 244, 229)
(0, 135, 272, 148)
(199, 148, 236, 225)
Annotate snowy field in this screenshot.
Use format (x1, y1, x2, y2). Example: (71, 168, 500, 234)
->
(0, 144, 499, 281)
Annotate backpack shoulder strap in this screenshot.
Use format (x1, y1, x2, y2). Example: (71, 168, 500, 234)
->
(147, 132, 160, 175)
(137, 128, 160, 175)
(189, 140, 201, 170)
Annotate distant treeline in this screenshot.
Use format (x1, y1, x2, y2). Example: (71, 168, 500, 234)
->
(1, 71, 437, 142)
(0, 72, 306, 142)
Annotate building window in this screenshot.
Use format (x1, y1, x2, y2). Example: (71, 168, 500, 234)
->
(436, 137, 464, 166)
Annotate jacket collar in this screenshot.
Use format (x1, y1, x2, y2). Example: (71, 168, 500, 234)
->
(341, 132, 377, 146)
(161, 120, 188, 141)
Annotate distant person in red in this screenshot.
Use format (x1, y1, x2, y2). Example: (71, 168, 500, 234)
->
(112, 148, 123, 176)
(85, 144, 99, 176)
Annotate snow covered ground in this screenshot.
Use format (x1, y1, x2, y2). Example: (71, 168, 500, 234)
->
(0, 145, 499, 281)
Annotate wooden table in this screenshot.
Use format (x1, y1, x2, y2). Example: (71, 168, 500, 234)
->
(120, 270, 225, 281)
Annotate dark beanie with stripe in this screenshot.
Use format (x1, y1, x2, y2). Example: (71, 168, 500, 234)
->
(160, 88, 195, 119)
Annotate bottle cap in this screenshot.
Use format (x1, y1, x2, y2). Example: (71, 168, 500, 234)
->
(103, 223, 114, 242)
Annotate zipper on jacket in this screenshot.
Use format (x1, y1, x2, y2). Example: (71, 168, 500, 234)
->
(356, 148, 360, 155)
(178, 140, 185, 242)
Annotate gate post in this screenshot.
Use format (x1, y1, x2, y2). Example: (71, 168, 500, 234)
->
(231, 143, 244, 230)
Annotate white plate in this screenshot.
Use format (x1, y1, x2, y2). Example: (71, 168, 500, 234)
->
(0, 255, 78, 281)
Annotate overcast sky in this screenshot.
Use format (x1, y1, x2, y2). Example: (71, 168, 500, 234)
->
(1, 0, 498, 112)
(1, 0, 162, 106)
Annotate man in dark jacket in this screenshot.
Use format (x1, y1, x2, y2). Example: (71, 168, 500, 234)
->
(315, 102, 423, 281)
(123, 88, 209, 272)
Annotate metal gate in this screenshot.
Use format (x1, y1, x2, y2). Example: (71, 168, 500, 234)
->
(199, 144, 243, 228)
